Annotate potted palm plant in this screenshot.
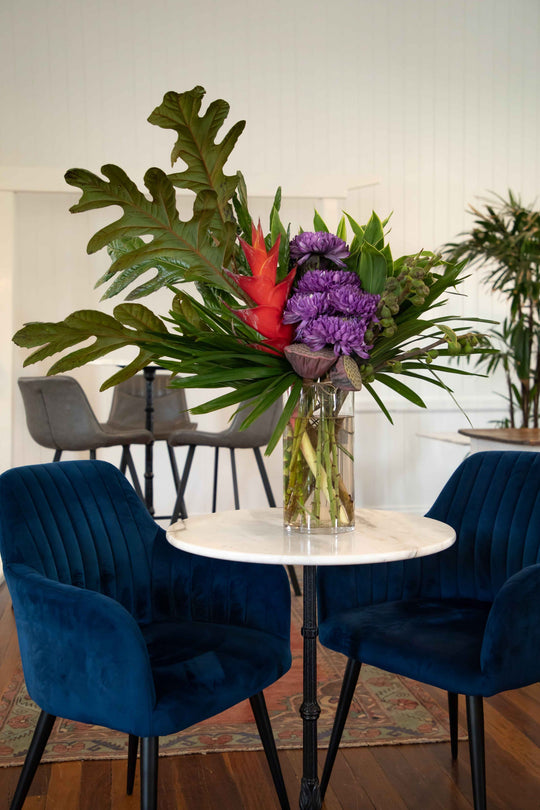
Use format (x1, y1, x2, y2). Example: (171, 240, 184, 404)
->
(445, 190, 540, 428)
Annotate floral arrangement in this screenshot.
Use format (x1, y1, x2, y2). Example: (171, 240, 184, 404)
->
(13, 86, 489, 528)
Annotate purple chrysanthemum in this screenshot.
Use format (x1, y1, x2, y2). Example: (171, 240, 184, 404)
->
(290, 231, 350, 269)
(282, 292, 329, 324)
(327, 284, 380, 319)
(299, 315, 373, 358)
(296, 269, 360, 294)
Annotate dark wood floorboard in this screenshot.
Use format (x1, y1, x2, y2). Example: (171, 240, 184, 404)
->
(1, 582, 539, 809)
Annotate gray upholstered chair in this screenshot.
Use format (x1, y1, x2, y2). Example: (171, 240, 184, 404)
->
(104, 374, 197, 496)
(18, 376, 152, 500)
(168, 398, 301, 596)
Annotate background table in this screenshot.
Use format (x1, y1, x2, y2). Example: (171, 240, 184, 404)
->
(167, 508, 455, 810)
(459, 427, 540, 453)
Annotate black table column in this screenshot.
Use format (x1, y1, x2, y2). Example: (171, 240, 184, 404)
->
(299, 565, 322, 810)
(143, 366, 156, 515)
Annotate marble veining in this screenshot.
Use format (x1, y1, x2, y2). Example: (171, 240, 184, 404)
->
(166, 507, 455, 566)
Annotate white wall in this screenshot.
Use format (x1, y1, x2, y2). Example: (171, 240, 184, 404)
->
(1, 0, 538, 521)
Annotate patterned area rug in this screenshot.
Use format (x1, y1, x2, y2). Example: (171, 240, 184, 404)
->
(0, 599, 462, 766)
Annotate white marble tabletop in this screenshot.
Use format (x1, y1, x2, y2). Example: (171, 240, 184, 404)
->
(166, 507, 455, 566)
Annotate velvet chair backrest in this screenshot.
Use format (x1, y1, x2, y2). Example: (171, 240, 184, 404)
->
(0, 461, 160, 622)
(318, 451, 540, 619)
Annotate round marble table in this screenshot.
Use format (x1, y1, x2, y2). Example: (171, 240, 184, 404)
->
(167, 507, 455, 810)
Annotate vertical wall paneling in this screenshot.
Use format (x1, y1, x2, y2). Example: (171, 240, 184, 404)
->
(1, 0, 538, 515)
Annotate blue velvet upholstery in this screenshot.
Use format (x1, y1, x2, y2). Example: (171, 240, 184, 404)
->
(318, 451, 540, 696)
(0, 460, 292, 739)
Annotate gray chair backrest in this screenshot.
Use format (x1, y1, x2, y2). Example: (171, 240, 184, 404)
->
(107, 374, 193, 432)
(18, 376, 104, 451)
(223, 397, 283, 448)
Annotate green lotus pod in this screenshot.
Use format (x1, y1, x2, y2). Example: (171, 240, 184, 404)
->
(329, 355, 363, 390)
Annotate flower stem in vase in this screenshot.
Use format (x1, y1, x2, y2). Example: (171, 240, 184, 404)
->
(283, 381, 354, 533)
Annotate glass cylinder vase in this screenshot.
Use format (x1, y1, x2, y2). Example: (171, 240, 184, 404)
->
(283, 381, 355, 533)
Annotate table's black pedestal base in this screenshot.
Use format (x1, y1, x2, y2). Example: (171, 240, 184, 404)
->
(299, 779, 322, 810)
(299, 565, 322, 809)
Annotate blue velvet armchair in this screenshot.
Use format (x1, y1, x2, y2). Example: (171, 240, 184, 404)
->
(0, 460, 292, 810)
(317, 451, 540, 810)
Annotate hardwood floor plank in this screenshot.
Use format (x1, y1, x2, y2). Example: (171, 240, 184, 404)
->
(110, 758, 138, 810)
(44, 761, 82, 809)
(79, 761, 111, 810)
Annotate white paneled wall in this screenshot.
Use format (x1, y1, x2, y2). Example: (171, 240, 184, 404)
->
(1, 0, 538, 521)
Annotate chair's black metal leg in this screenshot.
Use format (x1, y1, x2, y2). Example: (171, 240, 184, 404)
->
(119, 446, 129, 475)
(249, 692, 290, 810)
(10, 711, 56, 810)
(171, 445, 195, 523)
(212, 447, 219, 513)
(448, 691, 459, 760)
(122, 447, 145, 502)
(126, 734, 139, 796)
(167, 445, 180, 492)
(253, 447, 276, 507)
(230, 448, 240, 509)
(320, 658, 361, 799)
(466, 695, 487, 810)
(140, 736, 158, 810)
(53, 450, 62, 462)
(89, 449, 97, 460)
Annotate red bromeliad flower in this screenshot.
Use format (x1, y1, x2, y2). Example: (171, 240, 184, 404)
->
(227, 222, 296, 353)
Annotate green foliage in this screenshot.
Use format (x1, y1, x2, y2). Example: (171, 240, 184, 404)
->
(65, 86, 247, 301)
(12, 84, 491, 448)
(445, 191, 540, 427)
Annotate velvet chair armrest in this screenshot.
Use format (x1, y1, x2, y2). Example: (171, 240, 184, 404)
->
(5, 564, 156, 735)
(481, 563, 540, 691)
(151, 531, 291, 640)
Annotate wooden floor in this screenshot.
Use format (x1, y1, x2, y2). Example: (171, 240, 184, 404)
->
(1, 582, 539, 810)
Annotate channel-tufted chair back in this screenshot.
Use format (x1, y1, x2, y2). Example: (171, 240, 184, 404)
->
(0, 460, 158, 621)
(318, 451, 540, 620)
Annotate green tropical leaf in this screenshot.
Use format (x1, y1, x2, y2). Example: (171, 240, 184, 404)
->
(374, 372, 427, 408)
(313, 210, 329, 232)
(363, 382, 394, 423)
(265, 376, 303, 455)
(148, 86, 245, 224)
(358, 242, 388, 294)
(65, 166, 240, 298)
(363, 211, 385, 250)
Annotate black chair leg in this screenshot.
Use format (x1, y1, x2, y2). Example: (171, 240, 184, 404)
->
(253, 448, 301, 597)
(89, 449, 97, 460)
(167, 445, 180, 492)
(320, 658, 361, 799)
(249, 692, 290, 810)
(53, 450, 62, 462)
(448, 691, 459, 760)
(230, 448, 240, 509)
(121, 447, 145, 502)
(212, 447, 219, 513)
(171, 445, 196, 523)
(466, 695, 487, 810)
(140, 736, 158, 810)
(127, 734, 139, 795)
(10, 711, 56, 810)
(253, 447, 276, 507)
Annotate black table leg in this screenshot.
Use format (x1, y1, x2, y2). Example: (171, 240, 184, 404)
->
(299, 565, 322, 810)
(143, 366, 156, 515)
